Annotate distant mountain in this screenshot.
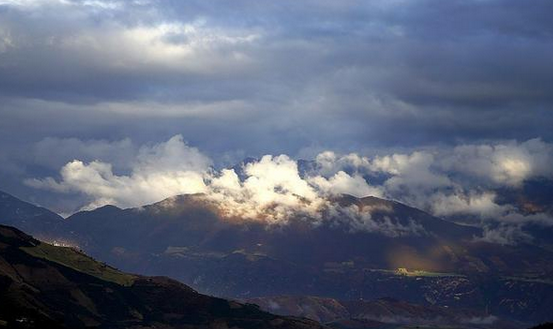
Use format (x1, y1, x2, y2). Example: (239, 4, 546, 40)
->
(0, 190, 65, 239)
(61, 193, 553, 280)
(0, 224, 325, 329)
(1, 190, 553, 325)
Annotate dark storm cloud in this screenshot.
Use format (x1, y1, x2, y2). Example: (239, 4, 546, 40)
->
(0, 0, 552, 214)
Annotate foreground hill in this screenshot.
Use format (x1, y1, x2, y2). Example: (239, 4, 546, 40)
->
(0, 224, 325, 329)
(1, 190, 553, 325)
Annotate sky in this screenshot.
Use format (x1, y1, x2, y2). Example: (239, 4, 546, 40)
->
(1, 0, 553, 243)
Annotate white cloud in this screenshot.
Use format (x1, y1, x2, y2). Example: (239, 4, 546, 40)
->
(430, 191, 507, 218)
(371, 151, 451, 193)
(27, 135, 210, 210)
(309, 171, 383, 198)
(208, 155, 326, 223)
(134, 135, 211, 174)
(440, 138, 553, 187)
(26, 135, 553, 242)
(243, 155, 319, 205)
(314, 151, 372, 176)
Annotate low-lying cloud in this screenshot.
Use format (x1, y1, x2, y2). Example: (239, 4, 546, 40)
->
(27, 135, 553, 242)
(27, 135, 211, 210)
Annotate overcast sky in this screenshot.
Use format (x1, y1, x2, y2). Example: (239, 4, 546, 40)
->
(1, 0, 553, 234)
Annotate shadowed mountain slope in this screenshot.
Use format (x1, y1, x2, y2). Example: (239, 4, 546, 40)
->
(0, 224, 325, 329)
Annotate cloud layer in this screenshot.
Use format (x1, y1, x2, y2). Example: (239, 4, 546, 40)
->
(1, 0, 552, 159)
(27, 135, 553, 243)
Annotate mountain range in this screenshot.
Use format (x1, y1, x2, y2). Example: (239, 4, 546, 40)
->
(1, 189, 553, 327)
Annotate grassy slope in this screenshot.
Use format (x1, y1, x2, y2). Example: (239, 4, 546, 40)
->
(20, 241, 136, 286)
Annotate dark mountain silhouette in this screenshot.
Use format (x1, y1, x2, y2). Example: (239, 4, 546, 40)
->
(0, 224, 325, 329)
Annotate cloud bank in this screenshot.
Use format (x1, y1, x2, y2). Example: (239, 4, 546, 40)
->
(27, 135, 553, 243)
(27, 135, 211, 210)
